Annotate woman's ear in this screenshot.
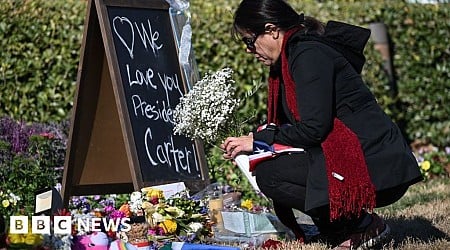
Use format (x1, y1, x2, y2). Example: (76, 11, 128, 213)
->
(264, 23, 278, 32)
(272, 30, 280, 39)
(265, 23, 280, 39)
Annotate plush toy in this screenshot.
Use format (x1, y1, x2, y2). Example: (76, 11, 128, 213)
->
(72, 232, 109, 250)
(109, 239, 139, 250)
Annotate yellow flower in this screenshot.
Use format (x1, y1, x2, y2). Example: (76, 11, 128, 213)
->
(241, 199, 253, 210)
(2, 199, 10, 208)
(25, 233, 43, 246)
(421, 160, 431, 171)
(8, 234, 24, 244)
(160, 219, 177, 234)
(141, 187, 164, 199)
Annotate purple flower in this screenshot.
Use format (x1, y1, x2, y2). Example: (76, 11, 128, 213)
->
(104, 205, 115, 214)
(100, 198, 115, 207)
(222, 185, 234, 193)
(199, 206, 208, 214)
(156, 226, 165, 235)
(178, 233, 197, 242)
(109, 210, 126, 219)
(149, 226, 165, 236)
(71, 197, 81, 208)
(148, 241, 163, 250)
(0, 117, 33, 153)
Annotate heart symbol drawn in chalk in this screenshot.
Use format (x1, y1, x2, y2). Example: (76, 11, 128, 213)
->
(112, 16, 135, 59)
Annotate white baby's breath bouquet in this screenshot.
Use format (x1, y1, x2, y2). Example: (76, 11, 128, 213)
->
(174, 68, 267, 195)
(173, 67, 242, 144)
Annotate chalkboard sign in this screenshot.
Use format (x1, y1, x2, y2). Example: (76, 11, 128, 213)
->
(62, 0, 208, 203)
(101, 1, 207, 186)
(106, 3, 204, 183)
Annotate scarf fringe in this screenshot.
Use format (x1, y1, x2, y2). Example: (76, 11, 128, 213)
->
(329, 184, 376, 220)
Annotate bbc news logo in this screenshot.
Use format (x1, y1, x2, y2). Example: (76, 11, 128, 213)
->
(10, 216, 131, 234)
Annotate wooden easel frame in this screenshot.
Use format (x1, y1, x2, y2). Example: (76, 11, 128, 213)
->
(61, 0, 209, 206)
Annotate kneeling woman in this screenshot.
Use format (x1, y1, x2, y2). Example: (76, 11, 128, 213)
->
(221, 0, 423, 248)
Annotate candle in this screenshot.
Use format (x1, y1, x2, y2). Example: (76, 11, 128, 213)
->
(209, 196, 223, 225)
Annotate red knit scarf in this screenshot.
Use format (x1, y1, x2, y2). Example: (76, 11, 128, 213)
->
(268, 28, 376, 221)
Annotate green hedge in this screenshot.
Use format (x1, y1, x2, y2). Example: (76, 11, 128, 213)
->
(0, 0, 85, 122)
(0, 0, 448, 145)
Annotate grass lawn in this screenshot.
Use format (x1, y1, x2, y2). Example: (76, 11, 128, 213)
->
(248, 178, 450, 249)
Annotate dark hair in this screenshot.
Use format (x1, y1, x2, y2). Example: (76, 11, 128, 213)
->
(232, 0, 324, 40)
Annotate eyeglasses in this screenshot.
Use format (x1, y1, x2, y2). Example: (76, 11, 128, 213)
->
(241, 26, 276, 51)
(242, 34, 258, 51)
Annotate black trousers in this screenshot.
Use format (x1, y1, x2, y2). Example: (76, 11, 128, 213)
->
(255, 153, 409, 234)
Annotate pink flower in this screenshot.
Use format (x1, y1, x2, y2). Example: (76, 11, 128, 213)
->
(104, 205, 115, 214)
(40, 132, 55, 139)
(148, 226, 165, 236)
(109, 210, 126, 219)
(149, 197, 159, 205)
(262, 239, 282, 249)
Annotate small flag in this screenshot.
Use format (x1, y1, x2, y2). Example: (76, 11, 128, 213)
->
(171, 242, 240, 250)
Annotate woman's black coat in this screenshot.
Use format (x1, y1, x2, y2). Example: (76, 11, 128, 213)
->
(253, 21, 423, 212)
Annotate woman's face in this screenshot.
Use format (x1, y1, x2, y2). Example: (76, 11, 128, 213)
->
(241, 26, 284, 66)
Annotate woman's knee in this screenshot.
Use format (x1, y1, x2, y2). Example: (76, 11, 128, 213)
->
(254, 164, 279, 195)
(376, 183, 410, 207)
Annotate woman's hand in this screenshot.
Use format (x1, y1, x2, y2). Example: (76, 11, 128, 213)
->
(220, 133, 253, 159)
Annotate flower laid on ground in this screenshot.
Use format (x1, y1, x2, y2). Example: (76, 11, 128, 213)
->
(241, 199, 253, 211)
(173, 67, 241, 144)
(8, 231, 43, 249)
(137, 188, 210, 239)
(236, 198, 268, 214)
(64, 188, 210, 248)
